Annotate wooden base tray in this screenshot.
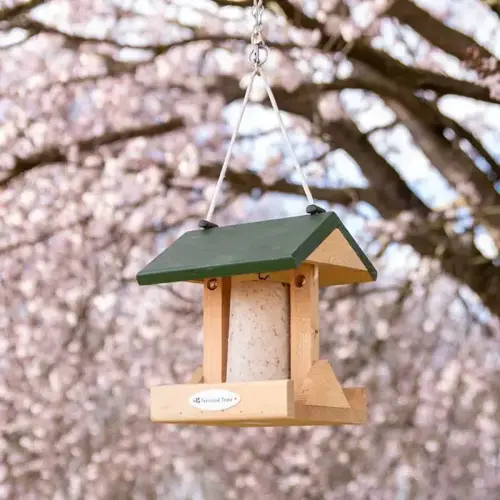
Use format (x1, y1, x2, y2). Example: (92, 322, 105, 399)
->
(150, 379, 366, 427)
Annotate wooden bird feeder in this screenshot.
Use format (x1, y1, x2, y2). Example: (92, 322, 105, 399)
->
(137, 211, 377, 427)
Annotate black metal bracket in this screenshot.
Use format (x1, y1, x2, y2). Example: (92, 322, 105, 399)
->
(306, 204, 326, 215)
(199, 220, 219, 229)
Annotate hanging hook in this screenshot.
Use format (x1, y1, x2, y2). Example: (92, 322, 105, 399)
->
(249, 41, 268, 67)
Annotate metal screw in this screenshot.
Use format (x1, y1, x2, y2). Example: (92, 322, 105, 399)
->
(207, 279, 218, 291)
(295, 275, 306, 288)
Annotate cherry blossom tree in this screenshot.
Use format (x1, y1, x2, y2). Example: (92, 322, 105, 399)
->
(1, 1, 499, 499)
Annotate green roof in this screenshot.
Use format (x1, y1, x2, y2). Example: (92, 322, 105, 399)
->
(136, 212, 376, 286)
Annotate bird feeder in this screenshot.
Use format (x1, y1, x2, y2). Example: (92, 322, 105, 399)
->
(137, 211, 377, 427)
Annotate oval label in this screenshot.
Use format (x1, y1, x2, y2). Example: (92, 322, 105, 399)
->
(189, 389, 241, 411)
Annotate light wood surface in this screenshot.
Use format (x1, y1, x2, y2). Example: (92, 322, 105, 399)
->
(163, 388, 366, 426)
(307, 229, 367, 270)
(290, 264, 320, 396)
(189, 366, 204, 384)
(151, 380, 294, 423)
(202, 277, 231, 383)
(297, 360, 350, 408)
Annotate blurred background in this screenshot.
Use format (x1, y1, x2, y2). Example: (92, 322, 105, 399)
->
(1, 0, 499, 498)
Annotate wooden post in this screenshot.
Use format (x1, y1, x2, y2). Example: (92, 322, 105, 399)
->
(202, 277, 231, 383)
(290, 264, 319, 395)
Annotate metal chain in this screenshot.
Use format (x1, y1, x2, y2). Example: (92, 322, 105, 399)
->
(249, 0, 268, 67)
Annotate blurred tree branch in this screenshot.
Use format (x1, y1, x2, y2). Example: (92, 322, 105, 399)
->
(0, 118, 184, 187)
(387, 0, 497, 62)
(0, 0, 46, 22)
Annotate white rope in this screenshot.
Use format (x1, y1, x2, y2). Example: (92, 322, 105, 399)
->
(203, 69, 316, 223)
(259, 67, 315, 205)
(204, 69, 258, 222)
(202, 0, 317, 225)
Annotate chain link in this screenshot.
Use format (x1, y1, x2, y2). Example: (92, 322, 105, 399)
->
(249, 0, 268, 67)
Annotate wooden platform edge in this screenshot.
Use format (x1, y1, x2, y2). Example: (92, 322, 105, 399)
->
(151, 386, 366, 427)
(172, 388, 366, 427)
(151, 379, 294, 423)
